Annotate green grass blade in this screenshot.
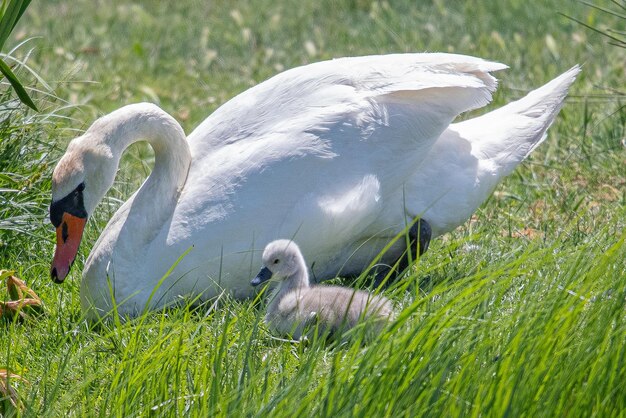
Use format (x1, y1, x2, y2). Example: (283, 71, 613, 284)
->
(581, 1, 626, 21)
(0, 57, 37, 111)
(9, 0, 30, 34)
(560, 12, 626, 47)
(0, 0, 29, 50)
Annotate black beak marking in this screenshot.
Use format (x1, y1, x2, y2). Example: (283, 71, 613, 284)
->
(51, 267, 63, 284)
(61, 221, 69, 243)
(50, 182, 87, 228)
(251, 266, 273, 287)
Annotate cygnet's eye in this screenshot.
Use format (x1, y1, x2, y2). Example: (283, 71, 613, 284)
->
(273, 259, 280, 265)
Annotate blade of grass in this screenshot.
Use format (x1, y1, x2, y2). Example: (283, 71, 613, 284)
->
(0, 58, 37, 110)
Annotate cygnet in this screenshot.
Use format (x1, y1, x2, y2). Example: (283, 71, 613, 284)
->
(251, 239, 393, 340)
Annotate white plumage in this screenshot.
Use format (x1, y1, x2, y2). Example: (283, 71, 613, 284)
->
(48, 53, 580, 319)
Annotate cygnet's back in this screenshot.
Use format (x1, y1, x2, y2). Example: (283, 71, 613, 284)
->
(252, 239, 393, 339)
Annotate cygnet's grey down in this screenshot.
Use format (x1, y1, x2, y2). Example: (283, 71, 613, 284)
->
(251, 239, 393, 339)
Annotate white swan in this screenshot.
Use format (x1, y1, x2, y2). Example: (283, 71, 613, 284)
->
(49, 53, 579, 318)
(252, 239, 393, 339)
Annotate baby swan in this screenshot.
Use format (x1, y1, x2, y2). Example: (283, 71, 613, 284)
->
(252, 239, 393, 340)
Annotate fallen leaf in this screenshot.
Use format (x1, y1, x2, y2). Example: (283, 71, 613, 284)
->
(504, 228, 544, 239)
(595, 184, 621, 202)
(1, 272, 44, 320)
(0, 369, 27, 414)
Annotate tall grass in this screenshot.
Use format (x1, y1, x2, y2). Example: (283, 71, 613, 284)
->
(0, 90, 49, 262)
(1, 0, 625, 416)
(0, 0, 38, 111)
(5, 221, 625, 416)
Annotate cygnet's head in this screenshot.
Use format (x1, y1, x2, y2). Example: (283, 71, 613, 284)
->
(251, 239, 305, 286)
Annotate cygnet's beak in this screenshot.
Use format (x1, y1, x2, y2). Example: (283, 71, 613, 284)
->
(251, 267, 273, 286)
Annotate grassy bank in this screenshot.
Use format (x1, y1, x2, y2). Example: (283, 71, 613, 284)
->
(1, 0, 625, 416)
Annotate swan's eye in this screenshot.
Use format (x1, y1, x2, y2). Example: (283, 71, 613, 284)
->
(74, 182, 85, 196)
(273, 259, 280, 265)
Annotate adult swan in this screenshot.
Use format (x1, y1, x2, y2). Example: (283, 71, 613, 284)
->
(49, 53, 579, 319)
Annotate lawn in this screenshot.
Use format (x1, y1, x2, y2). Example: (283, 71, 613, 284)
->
(1, 0, 625, 416)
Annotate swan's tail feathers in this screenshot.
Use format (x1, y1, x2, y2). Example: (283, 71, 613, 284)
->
(451, 65, 580, 175)
(494, 65, 581, 159)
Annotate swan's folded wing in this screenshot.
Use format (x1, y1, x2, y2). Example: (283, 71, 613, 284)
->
(189, 53, 507, 157)
(181, 54, 510, 253)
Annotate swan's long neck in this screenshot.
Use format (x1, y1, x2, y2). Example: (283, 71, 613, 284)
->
(89, 103, 191, 245)
(267, 257, 311, 314)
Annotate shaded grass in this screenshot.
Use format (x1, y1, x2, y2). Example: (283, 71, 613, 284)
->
(0, 0, 625, 416)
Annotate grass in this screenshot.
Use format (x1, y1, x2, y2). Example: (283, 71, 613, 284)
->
(1, 0, 625, 416)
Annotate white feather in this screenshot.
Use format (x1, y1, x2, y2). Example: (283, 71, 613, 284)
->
(48, 54, 578, 318)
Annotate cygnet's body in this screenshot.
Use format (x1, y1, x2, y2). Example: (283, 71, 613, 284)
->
(252, 239, 393, 339)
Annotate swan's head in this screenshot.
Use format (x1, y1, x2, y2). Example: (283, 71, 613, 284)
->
(251, 239, 306, 286)
(49, 131, 118, 283)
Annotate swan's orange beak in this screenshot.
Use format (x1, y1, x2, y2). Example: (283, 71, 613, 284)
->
(51, 213, 86, 283)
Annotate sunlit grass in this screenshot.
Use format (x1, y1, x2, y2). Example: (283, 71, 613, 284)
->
(0, 0, 625, 416)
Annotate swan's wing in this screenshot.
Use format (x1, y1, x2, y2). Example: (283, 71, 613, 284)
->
(176, 54, 508, 280)
(189, 53, 507, 158)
